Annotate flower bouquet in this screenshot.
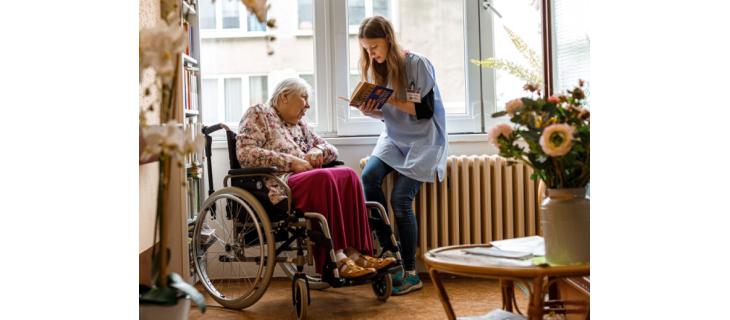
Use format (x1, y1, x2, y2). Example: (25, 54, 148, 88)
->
(488, 80, 590, 265)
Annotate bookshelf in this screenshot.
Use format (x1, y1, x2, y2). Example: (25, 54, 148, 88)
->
(178, 0, 203, 282)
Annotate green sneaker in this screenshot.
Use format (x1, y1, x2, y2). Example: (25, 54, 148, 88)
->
(392, 272, 422, 295)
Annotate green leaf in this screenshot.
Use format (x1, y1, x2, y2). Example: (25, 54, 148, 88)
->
(168, 273, 207, 313)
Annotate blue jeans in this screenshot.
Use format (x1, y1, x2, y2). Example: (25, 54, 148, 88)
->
(361, 156, 422, 271)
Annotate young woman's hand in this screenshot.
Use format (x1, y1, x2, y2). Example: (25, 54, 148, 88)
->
(291, 157, 313, 173)
(304, 148, 324, 168)
(357, 99, 384, 119)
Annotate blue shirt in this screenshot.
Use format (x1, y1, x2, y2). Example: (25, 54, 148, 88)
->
(371, 51, 448, 183)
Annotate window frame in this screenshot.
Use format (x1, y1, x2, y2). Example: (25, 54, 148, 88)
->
(200, 0, 269, 39)
(200, 0, 563, 138)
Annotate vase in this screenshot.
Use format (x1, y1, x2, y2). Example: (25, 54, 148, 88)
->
(541, 188, 590, 265)
(139, 297, 191, 320)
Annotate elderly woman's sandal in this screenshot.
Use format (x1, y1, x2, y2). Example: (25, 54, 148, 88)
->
(354, 255, 396, 271)
(338, 258, 376, 278)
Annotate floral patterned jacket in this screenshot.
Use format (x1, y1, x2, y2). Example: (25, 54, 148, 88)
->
(236, 104, 338, 204)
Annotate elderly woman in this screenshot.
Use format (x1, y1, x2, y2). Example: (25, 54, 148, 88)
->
(236, 78, 394, 278)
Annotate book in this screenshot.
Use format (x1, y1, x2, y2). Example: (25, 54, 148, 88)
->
(339, 81, 393, 110)
(462, 247, 533, 260)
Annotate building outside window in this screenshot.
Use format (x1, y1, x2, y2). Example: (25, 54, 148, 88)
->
(198, 0, 588, 137)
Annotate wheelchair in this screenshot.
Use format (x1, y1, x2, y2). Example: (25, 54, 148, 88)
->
(191, 123, 404, 319)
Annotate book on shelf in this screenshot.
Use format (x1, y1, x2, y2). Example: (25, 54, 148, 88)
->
(338, 81, 393, 110)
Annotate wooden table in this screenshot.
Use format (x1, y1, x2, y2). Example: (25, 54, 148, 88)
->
(423, 244, 589, 320)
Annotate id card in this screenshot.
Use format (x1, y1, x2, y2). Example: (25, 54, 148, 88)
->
(406, 81, 421, 103)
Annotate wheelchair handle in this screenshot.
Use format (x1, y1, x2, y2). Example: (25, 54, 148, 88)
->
(202, 123, 231, 135)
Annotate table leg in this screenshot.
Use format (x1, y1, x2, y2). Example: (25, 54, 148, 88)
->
(527, 276, 545, 320)
(428, 268, 456, 320)
(500, 279, 515, 312)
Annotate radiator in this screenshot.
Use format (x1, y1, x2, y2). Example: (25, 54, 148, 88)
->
(359, 155, 542, 256)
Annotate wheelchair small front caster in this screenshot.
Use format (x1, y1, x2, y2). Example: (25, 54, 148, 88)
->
(293, 278, 309, 319)
(372, 272, 392, 302)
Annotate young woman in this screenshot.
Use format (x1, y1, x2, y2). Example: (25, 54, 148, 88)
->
(354, 16, 448, 295)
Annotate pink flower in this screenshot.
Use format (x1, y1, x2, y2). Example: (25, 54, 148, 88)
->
(488, 123, 513, 147)
(539, 124, 574, 157)
(547, 96, 560, 103)
(505, 99, 524, 115)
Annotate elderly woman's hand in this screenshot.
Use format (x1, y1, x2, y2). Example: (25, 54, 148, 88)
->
(291, 157, 313, 173)
(304, 148, 324, 168)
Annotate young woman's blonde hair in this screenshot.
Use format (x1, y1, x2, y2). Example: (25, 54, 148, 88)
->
(358, 16, 407, 99)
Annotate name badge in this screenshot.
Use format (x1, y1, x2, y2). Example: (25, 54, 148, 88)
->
(406, 81, 421, 103)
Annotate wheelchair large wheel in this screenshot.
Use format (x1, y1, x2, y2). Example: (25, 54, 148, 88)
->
(192, 187, 276, 309)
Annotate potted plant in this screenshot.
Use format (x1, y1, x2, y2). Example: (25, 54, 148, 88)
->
(488, 81, 590, 265)
(138, 5, 206, 318)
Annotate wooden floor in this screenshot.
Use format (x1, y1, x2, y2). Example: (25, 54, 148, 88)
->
(189, 274, 529, 319)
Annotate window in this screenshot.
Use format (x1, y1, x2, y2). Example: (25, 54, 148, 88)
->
(348, 0, 365, 27)
(299, 74, 317, 124)
(298, 0, 313, 30)
(248, 75, 268, 106)
(199, 0, 216, 29)
(199, 1, 584, 138)
(201, 0, 322, 132)
(202, 79, 218, 122)
(247, 12, 267, 32)
(490, 0, 544, 117)
(221, 0, 240, 29)
(552, 0, 590, 95)
(224, 78, 242, 122)
(200, 0, 272, 36)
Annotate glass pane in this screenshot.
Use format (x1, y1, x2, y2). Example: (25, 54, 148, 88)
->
(553, 0, 590, 95)
(373, 0, 390, 18)
(298, 0, 313, 30)
(248, 76, 268, 106)
(492, 0, 543, 111)
(247, 12, 266, 32)
(348, 0, 467, 115)
(201, 0, 319, 129)
(199, 0, 216, 29)
(347, 72, 364, 117)
(224, 78, 242, 122)
(348, 0, 365, 26)
(222, 0, 240, 29)
(202, 79, 218, 123)
(299, 74, 316, 124)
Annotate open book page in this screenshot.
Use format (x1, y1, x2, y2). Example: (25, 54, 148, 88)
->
(490, 236, 545, 256)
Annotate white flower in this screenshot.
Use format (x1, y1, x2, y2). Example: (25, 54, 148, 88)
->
(505, 99, 524, 115)
(139, 19, 186, 83)
(488, 123, 513, 147)
(539, 124, 574, 157)
(141, 121, 202, 162)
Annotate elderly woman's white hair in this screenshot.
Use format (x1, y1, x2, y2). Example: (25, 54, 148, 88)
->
(268, 77, 312, 107)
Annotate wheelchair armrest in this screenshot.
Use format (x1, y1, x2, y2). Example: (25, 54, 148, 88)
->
(322, 160, 344, 168)
(228, 167, 277, 175)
